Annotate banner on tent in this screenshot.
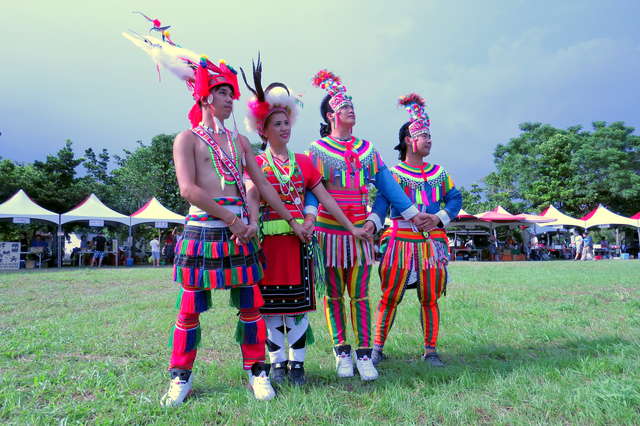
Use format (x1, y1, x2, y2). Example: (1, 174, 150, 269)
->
(12, 217, 30, 224)
(155, 221, 168, 228)
(89, 220, 104, 227)
(0, 242, 21, 270)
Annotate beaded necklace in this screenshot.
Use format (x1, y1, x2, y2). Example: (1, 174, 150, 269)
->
(265, 148, 302, 206)
(200, 124, 240, 187)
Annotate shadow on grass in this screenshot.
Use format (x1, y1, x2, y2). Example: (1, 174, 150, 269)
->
(289, 335, 634, 394)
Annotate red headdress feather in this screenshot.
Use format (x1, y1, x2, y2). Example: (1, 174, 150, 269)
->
(398, 93, 425, 108)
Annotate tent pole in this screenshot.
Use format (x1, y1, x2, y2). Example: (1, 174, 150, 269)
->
(57, 223, 62, 268)
(128, 225, 133, 266)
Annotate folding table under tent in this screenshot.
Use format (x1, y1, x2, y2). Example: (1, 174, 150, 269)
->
(60, 193, 130, 266)
(0, 189, 61, 268)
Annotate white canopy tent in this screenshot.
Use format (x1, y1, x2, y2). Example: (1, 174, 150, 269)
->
(539, 205, 586, 228)
(0, 189, 61, 268)
(60, 194, 129, 267)
(128, 197, 185, 262)
(130, 197, 185, 226)
(60, 193, 129, 225)
(0, 189, 59, 224)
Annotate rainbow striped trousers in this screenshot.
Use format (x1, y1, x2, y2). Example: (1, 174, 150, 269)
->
(374, 226, 448, 351)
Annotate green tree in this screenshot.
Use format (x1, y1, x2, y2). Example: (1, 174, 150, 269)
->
(110, 134, 187, 214)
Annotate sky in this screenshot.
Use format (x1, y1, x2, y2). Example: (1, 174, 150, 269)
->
(1, 0, 639, 188)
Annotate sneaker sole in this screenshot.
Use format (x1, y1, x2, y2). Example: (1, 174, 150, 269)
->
(160, 389, 192, 407)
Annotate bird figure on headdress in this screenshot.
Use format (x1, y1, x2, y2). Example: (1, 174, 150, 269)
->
(133, 11, 171, 33)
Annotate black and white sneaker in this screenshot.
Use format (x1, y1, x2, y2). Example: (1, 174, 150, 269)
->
(334, 344, 354, 378)
(288, 361, 306, 386)
(270, 361, 288, 385)
(422, 351, 445, 367)
(248, 363, 276, 401)
(355, 348, 379, 381)
(161, 369, 193, 407)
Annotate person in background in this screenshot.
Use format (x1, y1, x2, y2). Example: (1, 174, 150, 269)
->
(574, 231, 583, 260)
(582, 232, 594, 261)
(150, 237, 161, 267)
(91, 232, 107, 267)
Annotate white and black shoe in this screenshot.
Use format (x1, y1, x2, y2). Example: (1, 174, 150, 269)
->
(270, 361, 288, 385)
(161, 369, 193, 407)
(288, 361, 306, 386)
(248, 363, 276, 401)
(334, 345, 354, 378)
(423, 351, 445, 367)
(355, 348, 379, 381)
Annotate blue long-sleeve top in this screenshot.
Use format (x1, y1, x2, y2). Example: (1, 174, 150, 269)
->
(368, 162, 462, 231)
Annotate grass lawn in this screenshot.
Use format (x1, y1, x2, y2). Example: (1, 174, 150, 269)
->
(1, 261, 639, 424)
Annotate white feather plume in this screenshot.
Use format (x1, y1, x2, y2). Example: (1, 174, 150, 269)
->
(245, 86, 301, 134)
(122, 31, 201, 82)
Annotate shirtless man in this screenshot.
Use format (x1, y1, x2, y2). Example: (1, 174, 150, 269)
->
(123, 27, 306, 406)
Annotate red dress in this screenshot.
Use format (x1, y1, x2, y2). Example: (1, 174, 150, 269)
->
(256, 152, 322, 315)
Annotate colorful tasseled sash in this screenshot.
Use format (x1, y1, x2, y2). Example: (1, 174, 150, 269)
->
(307, 137, 381, 188)
(185, 197, 245, 222)
(391, 162, 454, 207)
(379, 221, 449, 271)
(315, 189, 372, 267)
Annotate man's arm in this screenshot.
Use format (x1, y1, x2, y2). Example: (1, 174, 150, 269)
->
(366, 189, 390, 233)
(173, 131, 247, 236)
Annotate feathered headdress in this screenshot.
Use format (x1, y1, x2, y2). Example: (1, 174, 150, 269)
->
(123, 15, 240, 128)
(312, 69, 352, 112)
(398, 93, 430, 138)
(242, 53, 300, 138)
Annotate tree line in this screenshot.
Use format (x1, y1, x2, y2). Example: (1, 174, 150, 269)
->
(1, 121, 638, 219)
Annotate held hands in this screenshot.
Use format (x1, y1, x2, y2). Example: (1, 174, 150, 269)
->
(243, 223, 259, 241)
(351, 226, 373, 244)
(302, 214, 316, 240)
(362, 221, 376, 236)
(411, 212, 440, 232)
(291, 221, 311, 244)
(229, 217, 249, 244)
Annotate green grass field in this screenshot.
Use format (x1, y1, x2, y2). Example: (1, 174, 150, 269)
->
(1, 261, 639, 425)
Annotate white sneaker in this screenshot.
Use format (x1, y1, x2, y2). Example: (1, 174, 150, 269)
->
(160, 371, 193, 407)
(335, 345, 354, 378)
(248, 370, 276, 401)
(355, 351, 379, 381)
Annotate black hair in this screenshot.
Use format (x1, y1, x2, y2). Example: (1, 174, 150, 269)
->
(319, 94, 334, 137)
(394, 122, 411, 161)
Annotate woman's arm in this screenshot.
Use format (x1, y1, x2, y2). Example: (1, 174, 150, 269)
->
(239, 135, 308, 242)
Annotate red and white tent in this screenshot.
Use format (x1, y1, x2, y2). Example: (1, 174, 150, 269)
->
(477, 206, 525, 223)
(580, 204, 638, 229)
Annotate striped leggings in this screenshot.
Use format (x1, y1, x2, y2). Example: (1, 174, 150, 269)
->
(169, 284, 266, 371)
(323, 264, 372, 348)
(374, 264, 447, 350)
